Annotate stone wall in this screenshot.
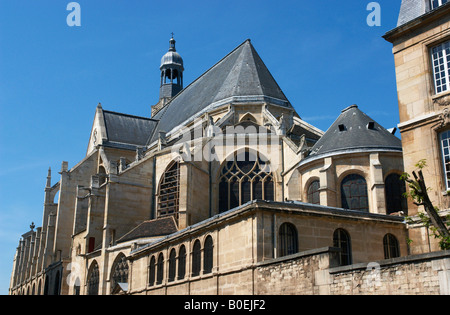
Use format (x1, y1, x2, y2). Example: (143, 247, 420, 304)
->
(329, 251, 450, 295)
(255, 248, 450, 295)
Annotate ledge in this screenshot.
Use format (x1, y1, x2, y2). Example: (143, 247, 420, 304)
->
(256, 247, 341, 268)
(329, 250, 450, 274)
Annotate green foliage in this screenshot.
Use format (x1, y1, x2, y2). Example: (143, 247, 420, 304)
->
(401, 159, 450, 251)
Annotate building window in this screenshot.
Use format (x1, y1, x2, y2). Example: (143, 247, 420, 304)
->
(307, 180, 320, 205)
(203, 236, 214, 274)
(383, 234, 400, 259)
(278, 223, 298, 257)
(341, 174, 369, 212)
(168, 249, 177, 282)
(110, 254, 129, 293)
(53, 271, 61, 295)
(429, 0, 448, 10)
(192, 240, 201, 277)
(385, 173, 408, 215)
(156, 253, 164, 285)
(333, 229, 352, 266)
(219, 151, 274, 212)
(178, 245, 186, 280)
(431, 41, 450, 94)
(440, 130, 450, 190)
(148, 256, 156, 286)
(158, 162, 180, 222)
(87, 261, 100, 296)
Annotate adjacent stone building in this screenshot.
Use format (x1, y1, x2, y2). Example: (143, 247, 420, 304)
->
(384, 0, 450, 254)
(9, 2, 450, 295)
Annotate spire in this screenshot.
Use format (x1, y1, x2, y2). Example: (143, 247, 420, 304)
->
(46, 167, 52, 188)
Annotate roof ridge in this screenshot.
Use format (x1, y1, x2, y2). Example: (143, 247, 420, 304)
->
(248, 43, 292, 108)
(103, 109, 159, 122)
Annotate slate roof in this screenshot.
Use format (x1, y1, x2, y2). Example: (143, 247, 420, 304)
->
(102, 110, 158, 148)
(396, 0, 450, 27)
(397, 0, 426, 27)
(117, 216, 178, 243)
(303, 105, 402, 161)
(148, 39, 293, 143)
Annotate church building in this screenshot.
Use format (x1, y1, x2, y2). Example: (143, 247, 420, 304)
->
(9, 1, 450, 295)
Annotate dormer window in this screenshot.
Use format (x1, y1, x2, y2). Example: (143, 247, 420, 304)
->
(429, 0, 448, 10)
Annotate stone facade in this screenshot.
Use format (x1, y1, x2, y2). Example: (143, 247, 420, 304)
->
(9, 3, 450, 295)
(384, 1, 450, 254)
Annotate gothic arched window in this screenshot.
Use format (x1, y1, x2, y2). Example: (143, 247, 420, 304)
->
(192, 240, 201, 277)
(333, 229, 352, 266)
(178, 245, 186, 280)
(168, 249, 177, 282)
(307, 180, 320, 205)
(158, 161, 180, 222)
(341, 174, 369, 212)
(383, 234, 400, 259)
(110, 254, 129, 293)
(385, 173, 408, 215)
(219, 151, 274, 213)
(156, 253, 164, 285)
(148, 256, 156, 286)
(279, 223, 298, 257)
(203, 236, 214, 274)
(87, 261, 100, 296)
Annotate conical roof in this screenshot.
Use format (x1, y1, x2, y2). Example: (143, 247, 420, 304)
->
(149, 39, 292, 143)
(305, 105, 402, 160)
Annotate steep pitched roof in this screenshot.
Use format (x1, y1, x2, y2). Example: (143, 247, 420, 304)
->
(149, 39, 292, 143)
(102, 110, 158, 148)
(304, 105, 402, 161)
(117, 217, 178, 243)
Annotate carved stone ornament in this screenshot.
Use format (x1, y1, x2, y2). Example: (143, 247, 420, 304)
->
(93, 129, 98, 145)
(439, 108, 450, 128)
(434, 94, 450, 107)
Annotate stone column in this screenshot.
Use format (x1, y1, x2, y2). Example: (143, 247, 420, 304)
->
(370, 153, 386, 214)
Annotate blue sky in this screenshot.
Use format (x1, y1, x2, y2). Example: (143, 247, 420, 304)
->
(0, 0, 402, 294)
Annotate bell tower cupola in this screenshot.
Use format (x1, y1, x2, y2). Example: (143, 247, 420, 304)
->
(160, 35, 184, 99)
(152, 35, 184, 116)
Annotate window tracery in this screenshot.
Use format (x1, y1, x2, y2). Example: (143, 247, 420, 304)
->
(219, 151, 274, 212)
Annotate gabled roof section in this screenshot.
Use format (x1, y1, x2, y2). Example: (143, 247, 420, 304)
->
(149, 39, 292, 143)
(304, 105, 402, 161)
(102, 110, 158, 148)
(117, 216, 178, 244)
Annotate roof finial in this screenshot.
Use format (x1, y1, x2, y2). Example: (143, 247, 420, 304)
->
(169, 33, 176, 51)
